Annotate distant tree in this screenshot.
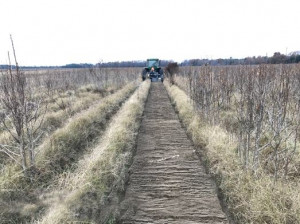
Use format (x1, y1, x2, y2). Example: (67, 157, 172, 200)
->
(270, 52, 287, 64)
(288, 54, 300, 64)
(165, 63, 179, 85)
(62, 63, 93, 68)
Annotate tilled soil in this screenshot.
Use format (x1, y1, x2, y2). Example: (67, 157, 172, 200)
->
(120, 82, 227, 224)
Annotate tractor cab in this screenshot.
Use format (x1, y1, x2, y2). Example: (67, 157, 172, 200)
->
(147, 59, 159, 69)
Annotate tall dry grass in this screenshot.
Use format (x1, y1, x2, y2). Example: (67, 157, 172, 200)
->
(36, 80, 151, 224)
(0, 82, 137, 189)
(36, 82, 137, 176)
(0, 81, 138, 223)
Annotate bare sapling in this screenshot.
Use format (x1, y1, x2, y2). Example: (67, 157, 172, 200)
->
(0, 35, 48, 176)
(265, 65, 299, 182)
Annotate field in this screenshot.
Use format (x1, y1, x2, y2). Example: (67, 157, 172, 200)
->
(0, 67, 141, 223)
(0, 64, 300, 223)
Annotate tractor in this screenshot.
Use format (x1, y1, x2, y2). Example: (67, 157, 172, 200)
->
(142, 59, 164, 82)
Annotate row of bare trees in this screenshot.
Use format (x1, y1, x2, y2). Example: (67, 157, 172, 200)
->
(176, 64, 300, 181)
(0, 37, 139, 176)
(24, 66, 139, 93)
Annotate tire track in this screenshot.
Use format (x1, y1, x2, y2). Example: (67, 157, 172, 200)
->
(120, 82, 227, 223)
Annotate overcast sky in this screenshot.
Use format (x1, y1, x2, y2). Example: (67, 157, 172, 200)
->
(0, 0, 299, 66)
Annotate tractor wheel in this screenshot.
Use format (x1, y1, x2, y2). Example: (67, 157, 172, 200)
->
(159, 68, 164, 75)
(142, 69, 147, 81)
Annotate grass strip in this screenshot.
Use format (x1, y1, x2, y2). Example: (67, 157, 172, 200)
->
(37, 80, 150, 223)
(36, 82, 137, 179)
(0, 82, 137, 204)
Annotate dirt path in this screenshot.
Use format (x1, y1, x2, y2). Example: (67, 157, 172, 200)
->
(120, 83, 228, 223)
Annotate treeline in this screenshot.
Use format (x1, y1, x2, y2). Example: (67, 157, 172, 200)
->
(0, 60, 173, 69)
(0, 52, 299, 69)
(181, 52, 300, 66)
(0, 63, 94, 70)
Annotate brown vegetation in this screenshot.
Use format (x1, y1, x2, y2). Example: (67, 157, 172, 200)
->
(0, 62, 140, 223)
(37, 80, 150, 223)
(166, 64, 300, 223)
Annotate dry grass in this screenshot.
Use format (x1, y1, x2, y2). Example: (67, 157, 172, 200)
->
(42, 91, 104, 131)
(36, 80, 151, 224)
(0, 66, 137, 152)
(0, 82, 137, 222)
(165, 80, 300, 224)
(0, 87, 112, 164)
(35, 82, 137, 178)
(0, 68, 140, 223)
(0, 92, 104, 170)
(0, 87, 124, 176)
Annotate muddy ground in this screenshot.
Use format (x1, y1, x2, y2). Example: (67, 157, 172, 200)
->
(118, 83, 228, 223)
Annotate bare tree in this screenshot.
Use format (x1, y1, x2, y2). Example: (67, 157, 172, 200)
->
(0, 36, 47, 175)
